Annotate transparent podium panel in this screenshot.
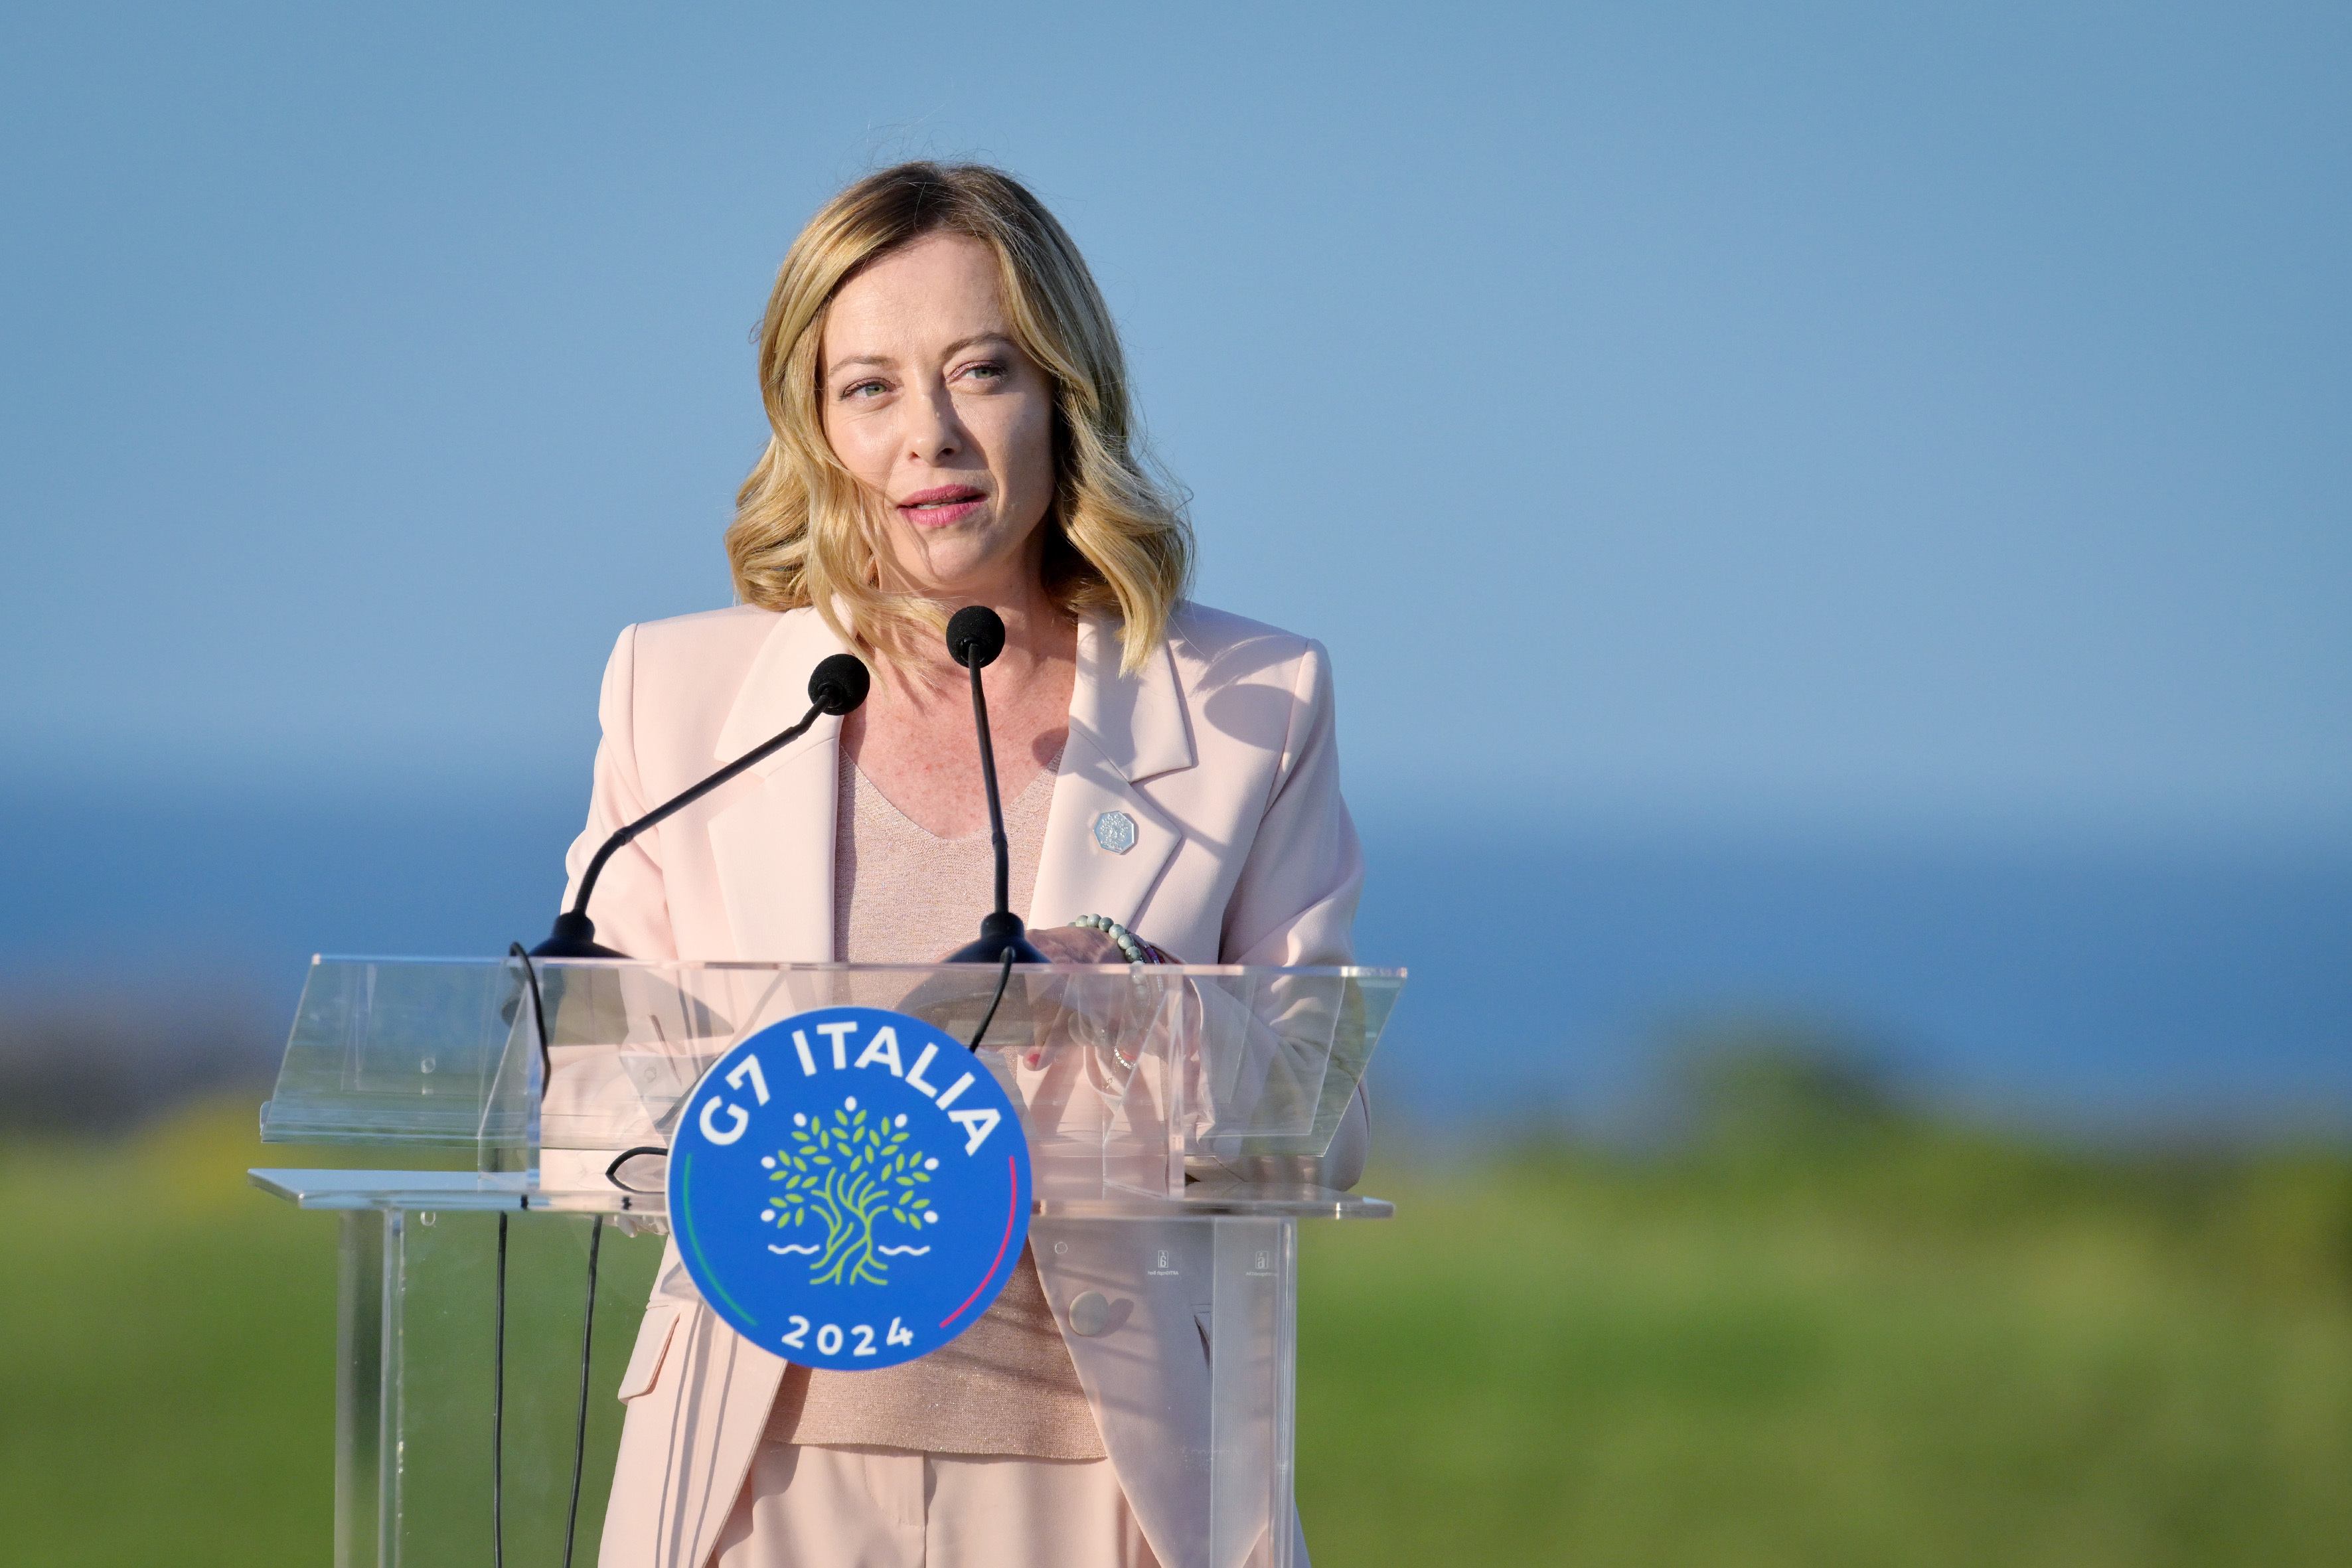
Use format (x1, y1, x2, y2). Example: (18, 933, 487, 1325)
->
(256, 958, 1402, 1568)
(330, 1207, 664, 1568)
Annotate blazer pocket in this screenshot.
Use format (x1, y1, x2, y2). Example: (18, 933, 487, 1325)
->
(617, 1303, 680, 1401)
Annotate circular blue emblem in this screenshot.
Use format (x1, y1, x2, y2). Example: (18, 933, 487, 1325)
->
(666, 1005, 1032, 1371)
(1093, 810, 1137, 854)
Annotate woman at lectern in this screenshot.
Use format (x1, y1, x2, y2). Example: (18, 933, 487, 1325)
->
(559, 163, 1367, 1568)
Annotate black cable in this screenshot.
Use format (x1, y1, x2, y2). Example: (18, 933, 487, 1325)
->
(499, 941, 607, 1565)
(562, 1218, 603, 1568)
(492, 945, 552, 1568)
(493, 1210, 509, 1568)
(967, 947, 1016, 1052)
(605, 1146, 669, 1194)
(509, 943, 552, 1089)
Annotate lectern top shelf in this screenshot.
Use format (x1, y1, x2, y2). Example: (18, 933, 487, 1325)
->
(247, 1168, 655, 1214)
(260, 957, 1405, 1202)
(247, 1168, 1393, 1221)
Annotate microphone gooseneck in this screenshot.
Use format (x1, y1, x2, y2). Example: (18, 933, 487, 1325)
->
(531, 652, 871, 959)
(944, 606, 1046, 966)
(948, 607, 1014, 921)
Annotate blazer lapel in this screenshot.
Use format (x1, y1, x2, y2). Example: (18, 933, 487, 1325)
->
(705, 611, 850, 962)
(1031, 617, 1194, 933)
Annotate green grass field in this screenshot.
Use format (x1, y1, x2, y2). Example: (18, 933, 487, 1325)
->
(3, 1098, 2346, 1565)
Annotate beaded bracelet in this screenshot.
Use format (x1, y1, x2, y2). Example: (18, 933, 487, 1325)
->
(1071, 913, 1150, 964)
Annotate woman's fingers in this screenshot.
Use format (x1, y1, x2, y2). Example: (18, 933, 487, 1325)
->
(1027, 925, 1128, 965)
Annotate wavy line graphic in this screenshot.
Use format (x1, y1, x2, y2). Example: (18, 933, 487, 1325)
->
(767, 1243, 821, 1255)
(875, 1245, 932, 1257)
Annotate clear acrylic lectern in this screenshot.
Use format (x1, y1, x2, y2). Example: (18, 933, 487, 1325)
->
(253, 956, 1401, 1568)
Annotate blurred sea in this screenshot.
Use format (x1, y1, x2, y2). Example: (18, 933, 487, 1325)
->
(1355, 821, 2351, 1139)
(1, 781, 2343, 1138)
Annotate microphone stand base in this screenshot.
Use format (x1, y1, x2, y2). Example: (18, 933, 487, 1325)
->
(530, 912, 629, 961)
(945, 912, 1046, 965)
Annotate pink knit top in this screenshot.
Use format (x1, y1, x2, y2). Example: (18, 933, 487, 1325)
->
(760, 749, 1106, 1458)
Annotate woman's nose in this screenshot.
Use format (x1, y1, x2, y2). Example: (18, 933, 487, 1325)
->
(903, 385, 963, 463)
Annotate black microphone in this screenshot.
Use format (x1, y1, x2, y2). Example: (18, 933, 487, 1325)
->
(942, 606, 1046, 965)
(531, 652, 872, 959)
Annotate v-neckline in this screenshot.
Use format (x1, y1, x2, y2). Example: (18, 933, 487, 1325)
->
(847, 745, 1064, 844)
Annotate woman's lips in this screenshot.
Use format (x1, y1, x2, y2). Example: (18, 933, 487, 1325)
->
(898, 486, 986, 528)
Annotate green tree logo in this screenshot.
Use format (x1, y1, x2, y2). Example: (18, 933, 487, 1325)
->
(765, 1095, 938, 1287)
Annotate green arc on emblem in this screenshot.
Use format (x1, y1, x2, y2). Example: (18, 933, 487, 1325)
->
(678, 1150, 757, 1326)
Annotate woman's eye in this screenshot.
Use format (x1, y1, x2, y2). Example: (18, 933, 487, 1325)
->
(961, 362, 1006, 385)
(840, 379, 887, 400)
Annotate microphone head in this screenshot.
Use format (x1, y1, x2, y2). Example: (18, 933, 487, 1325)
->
(945, 605, 1007, 670)
(807, 653, 872, 716)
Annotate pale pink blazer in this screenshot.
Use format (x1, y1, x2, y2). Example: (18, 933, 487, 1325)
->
(564, 601, 1366, 1568)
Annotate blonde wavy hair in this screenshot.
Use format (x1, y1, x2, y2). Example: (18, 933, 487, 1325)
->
(726, 162, 1193, 674)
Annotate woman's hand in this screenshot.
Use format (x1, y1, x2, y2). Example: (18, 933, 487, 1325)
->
(1018, 925, 1156, 1076)
(1027, 924, 1129, 965)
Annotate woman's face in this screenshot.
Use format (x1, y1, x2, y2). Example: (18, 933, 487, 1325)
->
(820, 232, 1058, 599)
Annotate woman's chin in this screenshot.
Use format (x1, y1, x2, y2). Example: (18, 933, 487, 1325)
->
(895, 535, 1030, 597)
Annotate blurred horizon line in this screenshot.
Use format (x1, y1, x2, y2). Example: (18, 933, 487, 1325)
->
(3, 763, 2344, 860)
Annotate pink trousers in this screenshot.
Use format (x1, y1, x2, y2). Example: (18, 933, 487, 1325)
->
(711, 1444, 1163, 1568)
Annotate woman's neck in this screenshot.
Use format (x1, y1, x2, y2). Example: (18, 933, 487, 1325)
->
(890, 542, 1076, 693)
(843, 565, 1080, 838)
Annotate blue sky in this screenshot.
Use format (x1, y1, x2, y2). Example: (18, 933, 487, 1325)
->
(3, 1, 2345, 842)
